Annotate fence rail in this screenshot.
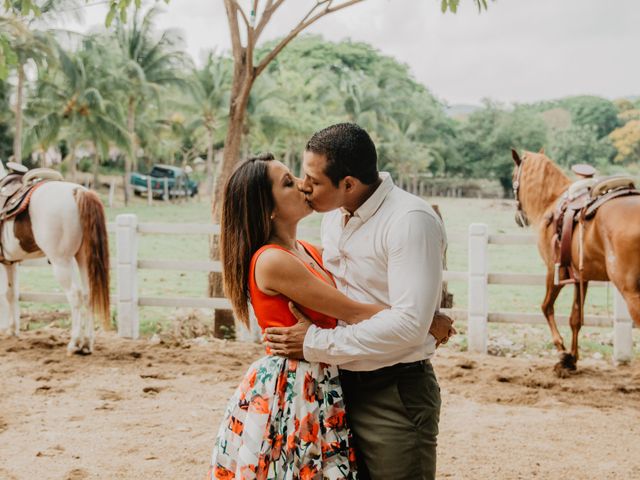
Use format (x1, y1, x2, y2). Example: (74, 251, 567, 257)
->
(465, 223, 634, 362)
(16, 216, 635, 363)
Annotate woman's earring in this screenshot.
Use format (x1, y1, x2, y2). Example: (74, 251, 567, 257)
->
(270, 213, 275, 220)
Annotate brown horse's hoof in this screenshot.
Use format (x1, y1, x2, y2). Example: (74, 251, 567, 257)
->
(74, 347, 93, 356)
(553, 353, 577, 378)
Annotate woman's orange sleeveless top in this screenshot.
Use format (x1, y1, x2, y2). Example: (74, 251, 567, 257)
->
(248, 240, 337, 331)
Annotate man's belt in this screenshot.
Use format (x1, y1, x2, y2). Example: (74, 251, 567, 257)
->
(340, 359, 429, 382)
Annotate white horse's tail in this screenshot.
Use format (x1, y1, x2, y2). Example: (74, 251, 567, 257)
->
(75, 189, 111, 330)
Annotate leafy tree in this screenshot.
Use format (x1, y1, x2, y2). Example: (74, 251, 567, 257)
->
(186, 52, 231, 194)
(609, 120, 640, 165)
(0, 16, 20, 80)
(457, 101, 547, 194)
(454, 100, 503, 178)
(539, 107, 572, 131)
(25, 36, 130, 185)
(1, 17, 52, 163)
(558, 95, 620, 139)
(114, 4, 190, 202)
(2, 0, 85, 162)
(548, 124, 615, 169)
(618, 109, 640, 123)
(614, 98, 635, 114)
(0, 79, 12, 160)
(251, 35, 457, 178)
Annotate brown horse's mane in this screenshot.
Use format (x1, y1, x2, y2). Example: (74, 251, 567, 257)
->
(519, 151, 571, 225)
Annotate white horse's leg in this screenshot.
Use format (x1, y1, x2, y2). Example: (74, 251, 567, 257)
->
(75, 250, 93, 350)
(50, 258, 89, 354)
(6, 263, 20, 335)
(0, 264, 11, 334)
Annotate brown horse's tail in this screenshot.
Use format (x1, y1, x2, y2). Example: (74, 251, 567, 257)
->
(75, 188, 111, 330)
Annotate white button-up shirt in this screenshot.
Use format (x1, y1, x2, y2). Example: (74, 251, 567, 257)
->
(303, 172, 447, 371)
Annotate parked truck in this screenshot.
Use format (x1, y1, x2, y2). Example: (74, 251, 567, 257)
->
(130, 164, 198, 199)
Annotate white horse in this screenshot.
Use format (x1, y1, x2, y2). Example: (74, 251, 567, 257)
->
(0, 163, 110, 354)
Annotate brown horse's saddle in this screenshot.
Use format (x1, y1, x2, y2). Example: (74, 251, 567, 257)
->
(0, 163, 64, 221)
(552, 173, 640, 285)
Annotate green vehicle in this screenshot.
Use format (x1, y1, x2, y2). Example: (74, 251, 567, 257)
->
(130, 164, 198, 199)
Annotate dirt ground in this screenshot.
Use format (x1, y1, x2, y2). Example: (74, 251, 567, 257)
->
(1, 328, 639, 480)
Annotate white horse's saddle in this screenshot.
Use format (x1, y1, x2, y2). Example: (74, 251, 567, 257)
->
(0, 163, 63, 221)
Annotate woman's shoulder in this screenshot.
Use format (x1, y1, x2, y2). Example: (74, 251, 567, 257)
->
(252, 245, 299, 276)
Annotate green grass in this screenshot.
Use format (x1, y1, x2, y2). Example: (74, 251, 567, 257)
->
(17, 194, 639, 359)
(434, 197, 614, 316)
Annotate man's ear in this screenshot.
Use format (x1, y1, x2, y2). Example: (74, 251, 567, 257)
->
(342, 176, 358, 192)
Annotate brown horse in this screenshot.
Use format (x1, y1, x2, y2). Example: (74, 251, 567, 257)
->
(511, 150, 640, 374)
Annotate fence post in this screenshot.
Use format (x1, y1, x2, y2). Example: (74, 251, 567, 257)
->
(613, 288, 633, 363)
(468, 223, 488, 353)
(147, 177, 153, 206)
(116, 214, 139, 339)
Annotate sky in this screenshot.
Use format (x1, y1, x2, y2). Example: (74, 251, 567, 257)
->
(72, 0, 640, 106)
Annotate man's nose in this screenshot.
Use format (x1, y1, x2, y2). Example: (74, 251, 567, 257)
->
(297, 178, 311, 193)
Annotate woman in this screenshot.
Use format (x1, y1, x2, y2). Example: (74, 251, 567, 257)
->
(207, 153, 385, 480)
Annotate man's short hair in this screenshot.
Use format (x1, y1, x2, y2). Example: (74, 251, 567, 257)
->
(306, 123, 378, 187)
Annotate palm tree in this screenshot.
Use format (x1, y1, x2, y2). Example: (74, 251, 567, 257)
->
(2, 0, 84, 163)
(114, 4, 190, 202)
(26, 36, 130, 185)
(0, 72, 13, 160)
(341, 74, 389, 132)
(1, 17, 51, 163)
(186, 52, 231, 195)
(246, 63, 337, 173)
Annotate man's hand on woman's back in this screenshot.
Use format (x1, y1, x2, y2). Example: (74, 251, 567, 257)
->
(430, 312, 456, 347)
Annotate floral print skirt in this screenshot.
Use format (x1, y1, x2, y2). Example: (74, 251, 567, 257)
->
(207, 355, 357, 480)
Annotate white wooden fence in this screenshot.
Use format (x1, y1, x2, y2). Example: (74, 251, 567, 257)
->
(465, 223, 634, 363)
(19, 216, 635, 363)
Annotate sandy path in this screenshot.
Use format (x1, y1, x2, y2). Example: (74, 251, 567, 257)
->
(1, 329, 639, 479)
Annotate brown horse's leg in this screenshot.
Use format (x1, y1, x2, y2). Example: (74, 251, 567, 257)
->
(568, 281, 589, 367)
(541, 271, 566, 352)
(620, 291, 640, 327)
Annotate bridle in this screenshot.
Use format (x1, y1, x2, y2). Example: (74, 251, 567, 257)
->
(512, 157, 529, 228)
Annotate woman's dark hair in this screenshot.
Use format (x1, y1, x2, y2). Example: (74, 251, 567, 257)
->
(220, 153, 275, 325)
(305, 123, 378, 187)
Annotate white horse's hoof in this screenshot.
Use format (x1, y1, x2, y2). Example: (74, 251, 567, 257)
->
(67, 346, 93, 356)
(67, 340, 93, 356)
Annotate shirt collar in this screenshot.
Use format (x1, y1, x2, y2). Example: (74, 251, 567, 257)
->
(339, 172, 394, 224)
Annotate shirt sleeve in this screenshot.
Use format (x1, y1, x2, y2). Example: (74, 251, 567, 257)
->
(303, 210, 445, 365)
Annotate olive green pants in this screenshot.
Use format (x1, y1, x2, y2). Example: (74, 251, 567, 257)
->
(340, 361, 441, 480)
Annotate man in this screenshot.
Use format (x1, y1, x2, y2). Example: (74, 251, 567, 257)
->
(265, 123, 448, 480)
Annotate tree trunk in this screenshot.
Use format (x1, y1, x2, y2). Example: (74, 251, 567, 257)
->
(208, 67, 255, 338)
(13, 65, 25, 164)
(124, 96, 136, 205)
(205, 128, 214, 196)
(241, 122, 250, 160)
